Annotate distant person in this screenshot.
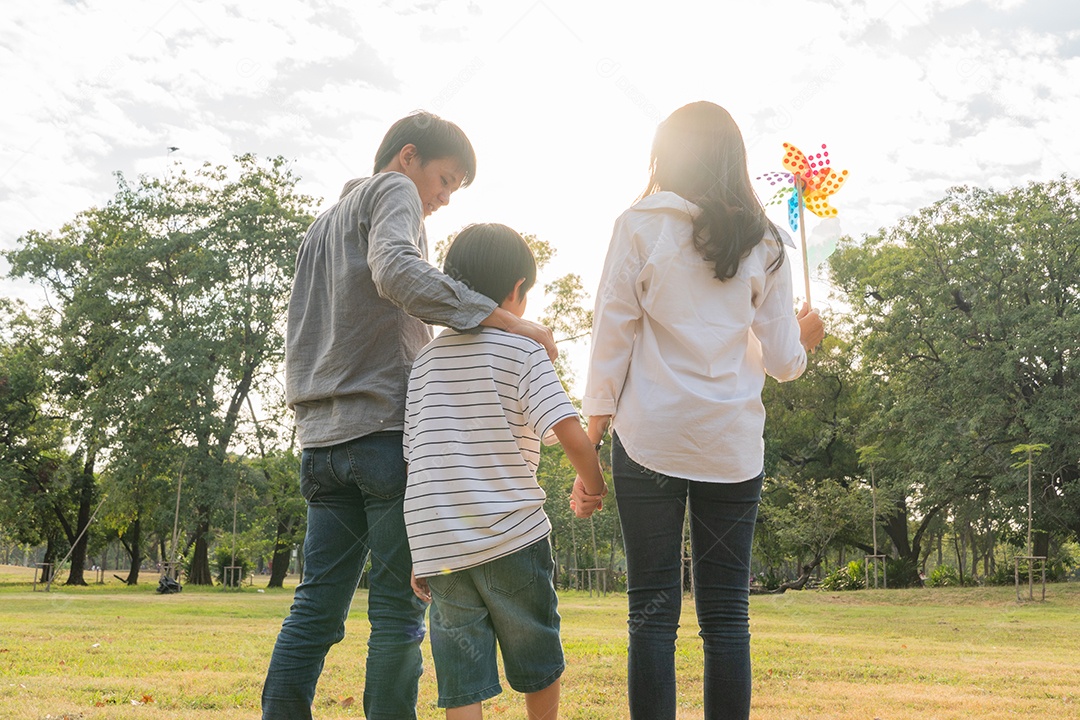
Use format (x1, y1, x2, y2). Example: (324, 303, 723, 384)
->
(405, 223, 607, 720)
(583, 101, 825, 719)
(261, 112, 557, 720)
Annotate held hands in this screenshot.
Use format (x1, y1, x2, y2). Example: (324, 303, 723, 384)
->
(571, 415, 613, 519)
(570, 475, 608, 519)
(410, 571, 431, 604)
(796, 302, 825, 352)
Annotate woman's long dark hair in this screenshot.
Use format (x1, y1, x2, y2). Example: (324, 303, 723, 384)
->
(642, 101, 783, 280)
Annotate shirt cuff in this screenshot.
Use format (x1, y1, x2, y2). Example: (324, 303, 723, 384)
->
(582, 396, 617, 417)
(447, 297, 498, 331)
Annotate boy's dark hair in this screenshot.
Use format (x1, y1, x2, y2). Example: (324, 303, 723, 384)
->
(443, 224, 537, 304)
(373, 111, 477, 187)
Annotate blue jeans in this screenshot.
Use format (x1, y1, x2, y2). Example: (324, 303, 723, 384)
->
(612, 433, 763, 720)
(261, 432, 427, 720)
(426, 537, 564, 707)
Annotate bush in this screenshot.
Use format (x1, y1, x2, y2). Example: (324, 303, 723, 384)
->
(926, 564, 960, 587)
(986, 564, 1014, 586)
(819, 561, 866, 591)
(753, 568, 785, 592)
(214, 547, 250, 587)
(985, 558, 1069, 586)
(885, 557, 922, 588)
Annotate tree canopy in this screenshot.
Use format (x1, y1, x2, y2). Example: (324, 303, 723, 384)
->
(4, 155, 315, 584)
(822, 177, 1080, 580)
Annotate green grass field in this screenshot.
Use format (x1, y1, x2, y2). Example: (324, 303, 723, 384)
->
(1, 564, 1077, 719)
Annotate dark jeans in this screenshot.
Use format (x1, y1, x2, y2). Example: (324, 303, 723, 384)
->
(612, 433, 763, 720)
(261, 432, 427, 720)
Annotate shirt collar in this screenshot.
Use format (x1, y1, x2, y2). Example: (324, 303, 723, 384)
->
(631, 192, 795, 249)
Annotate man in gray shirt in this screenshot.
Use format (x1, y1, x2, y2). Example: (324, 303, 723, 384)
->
(261, 111, 556, 720)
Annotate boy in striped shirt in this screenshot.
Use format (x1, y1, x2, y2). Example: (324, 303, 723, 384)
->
(404, 223, 607, 719)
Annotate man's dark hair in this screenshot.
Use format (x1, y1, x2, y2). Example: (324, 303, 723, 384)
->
(443, 224, 537, 304)
(373, 111, 477, 187)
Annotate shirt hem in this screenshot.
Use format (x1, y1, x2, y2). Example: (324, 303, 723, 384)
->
(296, 423, 406, 450)
(614, 429, 765, 484)
(413, 529, 551, 579)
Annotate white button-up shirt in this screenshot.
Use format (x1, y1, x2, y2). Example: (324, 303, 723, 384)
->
(583, 192, 806, 483)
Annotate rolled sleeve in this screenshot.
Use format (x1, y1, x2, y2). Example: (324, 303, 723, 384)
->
(367, 176, 497, 329)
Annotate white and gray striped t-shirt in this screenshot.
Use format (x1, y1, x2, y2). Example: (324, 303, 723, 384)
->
(403, 328, 579, 578)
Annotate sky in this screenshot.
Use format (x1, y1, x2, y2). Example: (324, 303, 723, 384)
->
(2, 0, 1079, 385)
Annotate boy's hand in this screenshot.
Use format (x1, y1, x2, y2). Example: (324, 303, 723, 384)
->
(411, 571, 431, 603)
(570, 476, 608, 519)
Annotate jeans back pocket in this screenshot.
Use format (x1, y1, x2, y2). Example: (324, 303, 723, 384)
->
(485, 541, 540, 597)
(299, 449, 322, 501)
(346, 433, 408, 499)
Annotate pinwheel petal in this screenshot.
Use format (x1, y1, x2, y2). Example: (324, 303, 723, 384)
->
(787, 190, 800, 231)
(781, 142, 811, 181)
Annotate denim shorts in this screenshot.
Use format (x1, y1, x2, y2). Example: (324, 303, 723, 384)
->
(425, 537, 564, 708)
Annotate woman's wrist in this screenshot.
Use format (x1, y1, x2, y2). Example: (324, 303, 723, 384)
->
(586, 415, 611, 445)
(575, 475, 606, 496)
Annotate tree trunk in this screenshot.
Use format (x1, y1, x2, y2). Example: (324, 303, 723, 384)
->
(953, 529, 965, 585)
(754, 556, 824, 594)
(186, 511, 213, 585)
(267, 516, 293, 589)
(63, 450, 97, 586)
(40, 536, 57, 582)
(883, 499, 913, 561)
(123, 516, 142, 585)
(919, 540, 933, 575)
(1033, 530, 1049, 559)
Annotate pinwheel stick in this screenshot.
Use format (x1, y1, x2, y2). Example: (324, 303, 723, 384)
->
(796, 178, 813, 309)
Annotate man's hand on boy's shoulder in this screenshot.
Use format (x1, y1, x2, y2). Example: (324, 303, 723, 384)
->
(509, 316, 557, 362)
(482, 307, 558, 361)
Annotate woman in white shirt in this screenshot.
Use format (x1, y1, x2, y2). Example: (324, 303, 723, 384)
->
(582, 101, 824, 720)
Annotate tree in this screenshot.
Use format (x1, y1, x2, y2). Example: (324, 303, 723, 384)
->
(98, 433, 176, 584)
(248, 448, 305, 588)
(0, 301, 105, 586)
(242, 384, 305, 589)
(0, 301, 72, 580)
(6, 155, 316, 584)
(758, 327, 871, 587)
(828, 177, 1080, 569)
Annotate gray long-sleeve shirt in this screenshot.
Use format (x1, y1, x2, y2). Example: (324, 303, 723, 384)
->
(285, 172, 497, 448)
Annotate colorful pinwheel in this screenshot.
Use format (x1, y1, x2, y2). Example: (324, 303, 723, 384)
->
(760, 142, 849, 307)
